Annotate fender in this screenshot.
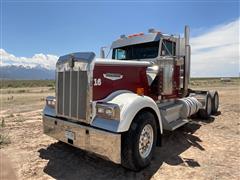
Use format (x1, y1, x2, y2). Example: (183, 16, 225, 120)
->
(92, 90, 163, 134)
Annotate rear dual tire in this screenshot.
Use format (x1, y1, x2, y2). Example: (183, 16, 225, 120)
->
(198, 93, 212, 119)
(209, 91, 219, 114)
(198, 91, 219, 119)
(121, 112, 157, 171)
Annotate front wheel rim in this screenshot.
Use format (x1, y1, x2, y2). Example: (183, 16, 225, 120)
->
(138, 124, 154, 159)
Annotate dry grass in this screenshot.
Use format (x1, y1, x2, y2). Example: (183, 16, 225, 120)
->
(0, 134, 11, 147)
(0, 118, 11, 147)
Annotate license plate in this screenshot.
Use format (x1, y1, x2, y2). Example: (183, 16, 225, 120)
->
(65, 130, 75, 140)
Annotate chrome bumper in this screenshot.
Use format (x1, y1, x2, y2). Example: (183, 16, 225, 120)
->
(43, 115, 121, 164)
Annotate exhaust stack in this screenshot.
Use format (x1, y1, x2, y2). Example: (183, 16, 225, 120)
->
(183, 25, 191, 96)
(100, 47, 105, 58)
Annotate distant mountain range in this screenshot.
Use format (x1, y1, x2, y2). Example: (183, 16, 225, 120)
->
(0, 65, 55, 80)
(0, 48, 57, 80)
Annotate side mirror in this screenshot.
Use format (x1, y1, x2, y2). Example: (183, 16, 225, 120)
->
(100, 47, 105, 58)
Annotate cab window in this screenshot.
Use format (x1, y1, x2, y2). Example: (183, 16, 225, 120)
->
(115, 49, 126, 60)
(112, 41, 159, 60)
(161, 40, 176, 56)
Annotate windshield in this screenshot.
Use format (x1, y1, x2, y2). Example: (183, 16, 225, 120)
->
(112, 41, 159, 60)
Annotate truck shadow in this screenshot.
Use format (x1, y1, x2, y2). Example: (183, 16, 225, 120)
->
(191, 111, 220, 124)
(38, 120, 209, 180)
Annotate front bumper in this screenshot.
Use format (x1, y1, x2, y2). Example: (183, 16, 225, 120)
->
(43, 115, 121, 164)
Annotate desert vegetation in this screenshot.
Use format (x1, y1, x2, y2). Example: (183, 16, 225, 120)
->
(0, 80, 55, 89)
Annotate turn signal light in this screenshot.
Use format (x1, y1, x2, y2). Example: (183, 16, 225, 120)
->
(136, 88, 144, 96)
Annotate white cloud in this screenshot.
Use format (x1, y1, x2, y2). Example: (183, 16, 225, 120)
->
(191, 18, 239, 77)
(0, 49, 58, 70)
(1, 18, 239, 77)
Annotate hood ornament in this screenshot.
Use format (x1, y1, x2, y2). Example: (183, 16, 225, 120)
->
(103, 73, 123, 81)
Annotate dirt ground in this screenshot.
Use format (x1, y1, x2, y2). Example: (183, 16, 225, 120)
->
(0, 84, 239, 180)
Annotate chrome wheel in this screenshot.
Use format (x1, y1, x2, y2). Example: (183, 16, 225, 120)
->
(139, 124, 154, 159)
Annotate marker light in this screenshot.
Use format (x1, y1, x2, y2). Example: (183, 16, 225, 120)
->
(136, 88, 144, 96)
(128, 32, 144, 38)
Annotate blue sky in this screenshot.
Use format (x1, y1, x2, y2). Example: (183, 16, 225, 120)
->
(0, 1, 239, 76)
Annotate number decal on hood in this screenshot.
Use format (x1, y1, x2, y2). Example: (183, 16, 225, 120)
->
(94, 78, 102, 86)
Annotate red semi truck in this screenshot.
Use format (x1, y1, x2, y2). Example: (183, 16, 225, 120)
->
(43, 26, 219, 171)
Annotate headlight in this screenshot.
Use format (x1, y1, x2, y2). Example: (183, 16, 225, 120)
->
(97, 107, 105, 114)
(96, 103, 120, 120)
(105, 108, 113, 116)
(46, 96, 56, 108)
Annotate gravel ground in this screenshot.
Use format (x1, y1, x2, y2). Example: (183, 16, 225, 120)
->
(0, 85, 239, 180)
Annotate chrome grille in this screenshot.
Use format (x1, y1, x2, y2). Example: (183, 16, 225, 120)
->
(57, 70, 88, 121)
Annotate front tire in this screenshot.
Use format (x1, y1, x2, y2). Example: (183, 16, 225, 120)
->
(121, 111, 157, 171)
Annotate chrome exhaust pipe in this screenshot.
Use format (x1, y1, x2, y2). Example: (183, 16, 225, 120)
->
(183, 25, 191, 96)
